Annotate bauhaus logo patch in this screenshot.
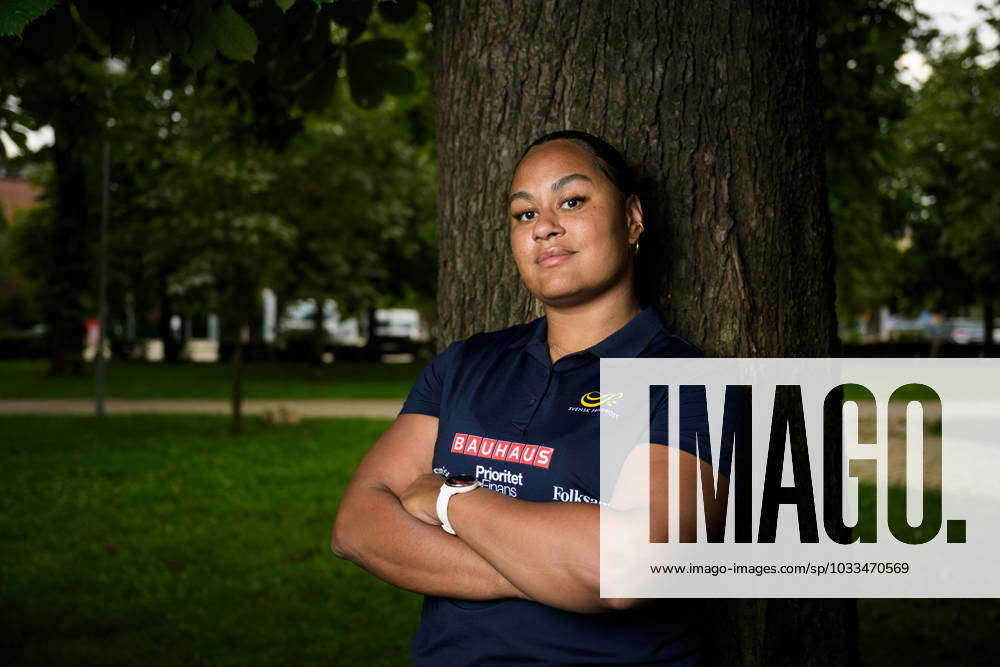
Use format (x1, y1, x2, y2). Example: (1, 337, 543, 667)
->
(450, 433, 553, 469)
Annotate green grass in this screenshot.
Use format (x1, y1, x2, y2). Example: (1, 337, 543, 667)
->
(0, 415, 421, 666)
(3, 416, 998, 665)
(851, 483, 1000, 665)
(859, 598, 1000, 666)
(0, 360, 421, 400)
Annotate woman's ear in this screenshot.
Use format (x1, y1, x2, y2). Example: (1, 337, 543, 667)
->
(625, 193, 644, 244)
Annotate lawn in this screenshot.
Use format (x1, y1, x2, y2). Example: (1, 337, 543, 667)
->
(0, 360, 421, 400)
(1, 415, 998, 665)
(0, 415, 420, 666)
(854, 486, 1000, 665)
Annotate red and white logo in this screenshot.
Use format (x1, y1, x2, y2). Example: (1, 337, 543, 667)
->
(450, 432, 554, 469)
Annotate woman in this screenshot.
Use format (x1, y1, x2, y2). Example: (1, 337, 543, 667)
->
(331, 130, 717, 665)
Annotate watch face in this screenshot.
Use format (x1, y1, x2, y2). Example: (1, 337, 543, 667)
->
(444, 474, 478, 487)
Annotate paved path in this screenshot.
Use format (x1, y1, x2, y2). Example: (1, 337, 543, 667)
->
(0, 398, 402, 419)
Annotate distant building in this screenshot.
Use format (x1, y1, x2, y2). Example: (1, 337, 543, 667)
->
(0, 178, 43, 223)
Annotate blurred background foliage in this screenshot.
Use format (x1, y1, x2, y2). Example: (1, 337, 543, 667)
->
(2, 0, 999, 373)
(1, 0, 436, 378)
(817, 0, 1000, 350)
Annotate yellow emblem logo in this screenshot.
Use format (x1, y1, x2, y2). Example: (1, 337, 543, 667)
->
(580, 391, 623, 407)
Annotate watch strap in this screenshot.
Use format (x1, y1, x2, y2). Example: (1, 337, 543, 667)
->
(436, 481, 481, 535)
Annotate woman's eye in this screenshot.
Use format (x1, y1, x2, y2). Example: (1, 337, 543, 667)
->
(512, 197, 586, 222)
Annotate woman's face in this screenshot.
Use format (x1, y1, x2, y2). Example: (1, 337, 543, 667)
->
(508, 139, 643, 307)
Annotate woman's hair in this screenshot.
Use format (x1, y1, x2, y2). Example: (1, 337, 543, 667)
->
(516, 130, 637, 201)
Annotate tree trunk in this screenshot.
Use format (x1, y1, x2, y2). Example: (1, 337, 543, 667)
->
(432, 1, 852, 665)
(310, 296, 326, 367)
(44, 119, 90, 377)
(230, 318, 245, 437)
(363, 305, 380, 362)
(272, 291, 284, 362)
(156, 274, 183, 363)
(983, 301, 994, 357)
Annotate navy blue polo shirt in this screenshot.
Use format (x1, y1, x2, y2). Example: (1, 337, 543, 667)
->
(399, 306, 708, 666)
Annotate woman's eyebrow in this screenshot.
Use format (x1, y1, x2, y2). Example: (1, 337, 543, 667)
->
(508, 173, 593, 204)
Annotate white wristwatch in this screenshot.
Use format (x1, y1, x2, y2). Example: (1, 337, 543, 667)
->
(436, 474, 482, 535)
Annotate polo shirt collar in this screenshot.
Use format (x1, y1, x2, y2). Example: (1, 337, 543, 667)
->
(507, 306, 662, 364)
(587, 306, 662, 357)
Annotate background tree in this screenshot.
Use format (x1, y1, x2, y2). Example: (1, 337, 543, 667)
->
(892, 26, 1000, 355)
(432, 0, 852, 664)
(0, 0, 423, 375)
(0, 161, 46, 334)
(264, 12, 436, 365)
(816, 0, 933, 335)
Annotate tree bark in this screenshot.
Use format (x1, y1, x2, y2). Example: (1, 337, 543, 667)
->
(432, 1, 852, 665)
(363, 305, 380, 362)
(983, 301, 994, 357)
(230, 318, 245, 437)
(44, 119, 90, 377)
(311, 296, 326, 367)
(156, 273, 183, 363)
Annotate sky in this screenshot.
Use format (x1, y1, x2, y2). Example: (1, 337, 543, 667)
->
(916, 0, 996, 40)
(3, 1, 999, 157)
(897, 0, 999, 86)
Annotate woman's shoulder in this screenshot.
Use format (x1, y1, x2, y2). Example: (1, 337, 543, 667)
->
(641, 327, 705, 359)
(435, 318, 541, 363)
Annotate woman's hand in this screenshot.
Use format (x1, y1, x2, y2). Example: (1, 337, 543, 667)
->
(399, 473, 447, 526)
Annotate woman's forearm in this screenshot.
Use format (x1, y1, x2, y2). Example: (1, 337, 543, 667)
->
(445, 489, 617, 613)
(332, 483, 527, 601)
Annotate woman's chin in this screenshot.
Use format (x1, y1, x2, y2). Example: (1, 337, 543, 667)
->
(532, 273, 630, 309)
(535, 284, 595, 308)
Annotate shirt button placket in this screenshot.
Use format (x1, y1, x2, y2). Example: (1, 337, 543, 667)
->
(525, 367, 552, 428)
(512, 361, 551, 433)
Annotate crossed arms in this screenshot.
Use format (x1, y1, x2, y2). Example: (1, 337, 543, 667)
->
(330, 413, 721, 614)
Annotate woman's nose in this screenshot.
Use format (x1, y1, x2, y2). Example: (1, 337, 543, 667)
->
(532, 212, 564, 241)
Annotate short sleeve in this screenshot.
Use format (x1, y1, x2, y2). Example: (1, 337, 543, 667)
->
(398, 340, 463, 418)
(651, 385, 747, 480)
(648, 387, 671, 447)
(648, 340, 713, 466)
(649, 386, 715, 468)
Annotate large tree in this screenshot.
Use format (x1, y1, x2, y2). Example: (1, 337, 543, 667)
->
(432, 1, 853, 665)
(892, 29, 1000, 355)
(816, 0, 931, 333)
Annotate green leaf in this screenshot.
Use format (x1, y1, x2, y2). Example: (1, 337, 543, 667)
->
(2, 128, 29, 157)
(160, 23, 192, 58)
(215, 2, 258, 62)
(17, 2, 76, 58)
(327, 0, 375, 29)
(132, 16, 164, 70)
(346, 38, 414, 108)
(298, 57, 342, 113)
(0, 0, 59, 37)
(349, 37, 406, 61)
(179, 2, 219, 70)
(0, 106, 32, 128)
(376, 0, 417, 23)
(377, 62, 414, 95)
(275, 0, 296, 11)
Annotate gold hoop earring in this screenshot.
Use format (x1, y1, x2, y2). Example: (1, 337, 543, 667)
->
(632, 240, 640, 255)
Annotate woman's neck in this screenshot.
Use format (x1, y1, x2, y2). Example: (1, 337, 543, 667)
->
(544, 289, 642, 358)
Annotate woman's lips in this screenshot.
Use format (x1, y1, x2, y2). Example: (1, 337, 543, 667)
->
(537, 249, 575, 267)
